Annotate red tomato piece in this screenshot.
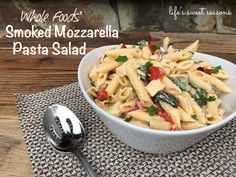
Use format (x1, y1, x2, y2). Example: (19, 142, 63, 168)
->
(148, 66, 165, 81)
(203, 67, 211, 74)
(148, 41, 156, 47)
(96, 89, 108, 101)
(158, 110, 172, 122)
(96, 84, 109, 101)
(148, 41, 156, 54)
(120, 43, 127, 48)
(197, 67, 211, 74)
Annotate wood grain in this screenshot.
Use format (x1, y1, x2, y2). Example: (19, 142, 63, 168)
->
(0, 118, 33, 177)
(0, 32, 235, 177)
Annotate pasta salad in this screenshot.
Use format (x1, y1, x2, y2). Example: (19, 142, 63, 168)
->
(87, 37, 232, 131)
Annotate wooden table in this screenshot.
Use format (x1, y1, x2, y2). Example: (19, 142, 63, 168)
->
(0, 32, 235, 177)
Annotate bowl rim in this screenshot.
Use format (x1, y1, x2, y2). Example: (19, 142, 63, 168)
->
(78, 45, 236, 136)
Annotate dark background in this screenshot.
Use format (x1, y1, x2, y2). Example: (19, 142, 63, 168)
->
(0, 0, 235, 34)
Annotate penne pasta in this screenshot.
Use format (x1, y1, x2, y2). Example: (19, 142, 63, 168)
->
(177, 95, 193, 115)
(142, 46, 152, 59)
(183, 40, 199, 52)
(163, 37, 170, 51)
(105, 75, 120, 96)
(88, 38, 231, 131)
(150, 119, 172, 130)
(95, 100, 109, 111)
(181, 121, 206, 130)
(175, 60, 194, 71)
(88, 87, 97, 98)
(189, 72, 214, 93)
(118, 76, 130, 86)
(178, 107, 196, 122)
(96, 60, 122, 73)
(117, 87, 134, 102)
(160, 101, 181, 129)
(166, 45, 175, 53)
(162, 51, 183, 61)
(105, 48, 142, 58)
(211, 70, 230, 80)
(127, 110, 160, 122)
(97, 72, 108, 86)
(207, 97, 221, 116)
(109, 101, 122, 117)
(190, 61, 211, 71)
(126, 66, 153, 107)
(145, 80, 165, 97)
(162, 76, 182, 95)
(192, 71, 232, 93)
(115, 58, 140, 76)
(183, 92, 206, 124)
(205, 114, 223, 125)
(89, 66, 99, 81)
(149, 54, 159, 60)
(130, 119, 150, 128)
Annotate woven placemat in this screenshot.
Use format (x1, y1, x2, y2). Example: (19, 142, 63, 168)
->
(15, 82, 236, 177)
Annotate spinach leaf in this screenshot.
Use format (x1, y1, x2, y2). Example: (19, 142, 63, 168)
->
(137, 61, 152, 84)
(211, 65, 222, 74)
(147, 105, 157, 116)
(152, 91, 179, 108)
(194, 88, 208, 106)
(124, 116, 132, 122)
(137, 66, 149, 84)
(145, 61, 153, 68)
(115, 55, 128, 62)
(207, 96, 216, 101)
(151, 45, 160, 51)
(137, 40, 147, 49)
(168, 76, 191, 91)
(191, 86, 216, 107)
(191, 114, 197, 120)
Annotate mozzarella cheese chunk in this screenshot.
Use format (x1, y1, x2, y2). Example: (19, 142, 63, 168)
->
(145, 79, 165, 97)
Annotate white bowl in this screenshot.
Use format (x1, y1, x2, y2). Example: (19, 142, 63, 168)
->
(78, 45, 236, 154)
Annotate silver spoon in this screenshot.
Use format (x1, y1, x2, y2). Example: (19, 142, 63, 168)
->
(43, 104, 97, 177)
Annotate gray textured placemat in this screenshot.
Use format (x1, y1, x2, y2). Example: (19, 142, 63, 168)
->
(15, 82, 236, 177)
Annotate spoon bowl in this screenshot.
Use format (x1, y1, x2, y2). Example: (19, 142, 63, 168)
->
(43, 104, 97, 177)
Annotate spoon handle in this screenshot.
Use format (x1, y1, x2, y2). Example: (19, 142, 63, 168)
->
(73, 150, 97, 177)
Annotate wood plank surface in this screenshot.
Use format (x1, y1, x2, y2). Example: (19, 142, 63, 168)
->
(0, 32, 235, 177)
